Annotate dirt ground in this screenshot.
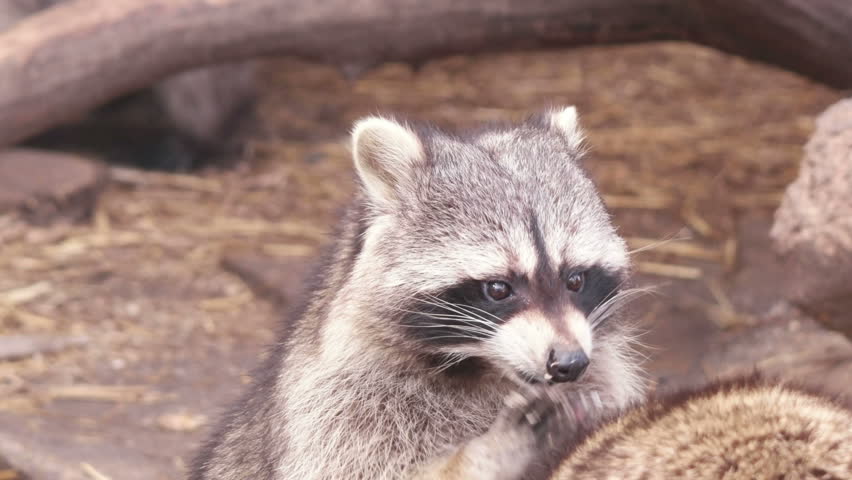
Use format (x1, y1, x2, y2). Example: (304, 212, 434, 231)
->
(0, 42, 849, 479)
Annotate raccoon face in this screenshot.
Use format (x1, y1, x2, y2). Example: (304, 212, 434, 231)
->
(350, 107, 631, 385)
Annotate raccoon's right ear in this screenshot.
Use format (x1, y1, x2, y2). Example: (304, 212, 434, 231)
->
(352, 116, 425, 207)
(541, 106, 585, 152)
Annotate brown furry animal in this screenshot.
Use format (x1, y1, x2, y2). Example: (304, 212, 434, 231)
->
(535, 378, 852, 480)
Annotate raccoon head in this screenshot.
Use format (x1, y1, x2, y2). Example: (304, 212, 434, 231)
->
(348, 107, 632, 386)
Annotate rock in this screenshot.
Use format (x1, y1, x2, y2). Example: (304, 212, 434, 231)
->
(0, 149, 106, 225)
(646, 299, 852, 400)
(770, 98, 852, 336)
(700, 311, 852, 400)
(221, 253, 313, 307)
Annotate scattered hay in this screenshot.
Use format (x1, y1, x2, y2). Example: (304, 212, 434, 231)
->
(80, 463, 111, 480)
(157, 411, 208, 432)
(0, 282, 53, 307)
(37, 384, 163, 404)
(635, 262, 703, 280)
(0, 335, 87, 361)
(627, 237, 721, 262)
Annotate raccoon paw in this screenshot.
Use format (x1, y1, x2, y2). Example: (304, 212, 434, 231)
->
(495, 390, 562, 447)
(457, 391, 560, 480)
(489, 389, 603, 480)
(559, 389, 605, 425)
(459, 390, 598, 480)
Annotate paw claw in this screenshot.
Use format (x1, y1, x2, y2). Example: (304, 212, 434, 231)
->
(503, 391, 526, 410)
(591, 391, 603, 410)
(524, 410, 541, 427)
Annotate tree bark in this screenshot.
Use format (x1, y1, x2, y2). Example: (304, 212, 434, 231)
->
(0, 0, 256, 156)
(0, 0, 850, 147)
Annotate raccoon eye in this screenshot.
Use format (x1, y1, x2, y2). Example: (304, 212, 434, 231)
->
(566, 271, 585, 292)
(483, 281, 512, 302)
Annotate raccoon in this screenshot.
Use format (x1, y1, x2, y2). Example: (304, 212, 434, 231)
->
(190, 107, 646, 480)
(535, 378, 852, 480)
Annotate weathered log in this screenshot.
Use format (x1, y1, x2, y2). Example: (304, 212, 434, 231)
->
(0, 0, 851, 147)
(0, 0, 255, 154)
(0, 1, 47, 31)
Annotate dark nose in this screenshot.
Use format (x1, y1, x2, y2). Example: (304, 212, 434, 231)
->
(546, 347, 589, 383)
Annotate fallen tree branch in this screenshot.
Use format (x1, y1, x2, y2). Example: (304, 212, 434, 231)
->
(0, 0, 850, 146)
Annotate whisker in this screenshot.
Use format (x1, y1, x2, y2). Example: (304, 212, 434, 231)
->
(388, 304, 498, 331)
(420, 294, 496, 326)
(414, 334, 486, 342)
(589, 287, 656, 329)
(401, 322, 494, 336)
(588, 277, 633, 315)
(626, 230, 692, 256)
(417, 312, 497, 327)
(394, 314, 497, 338)
(449, 302, 504, 324)
(418, 352, 471, 374)
(394, 308, 494, 325)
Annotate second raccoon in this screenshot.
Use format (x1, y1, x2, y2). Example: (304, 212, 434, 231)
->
(533, 378, 852, 480)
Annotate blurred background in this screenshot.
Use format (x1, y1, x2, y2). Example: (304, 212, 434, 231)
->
(1, 1, 851, 479)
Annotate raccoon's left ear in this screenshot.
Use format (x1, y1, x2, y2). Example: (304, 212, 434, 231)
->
(544, 106, 584, 151)
(352, 116, 425, 208)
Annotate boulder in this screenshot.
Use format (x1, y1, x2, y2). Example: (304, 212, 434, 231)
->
(771, 99, 852, 335)
(0, 150, 106, 225)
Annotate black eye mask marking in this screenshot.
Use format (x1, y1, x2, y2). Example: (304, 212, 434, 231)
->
(569, 266, 623, 317)
(400, 279, 526, 346)
(400, 266, 624, 346)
